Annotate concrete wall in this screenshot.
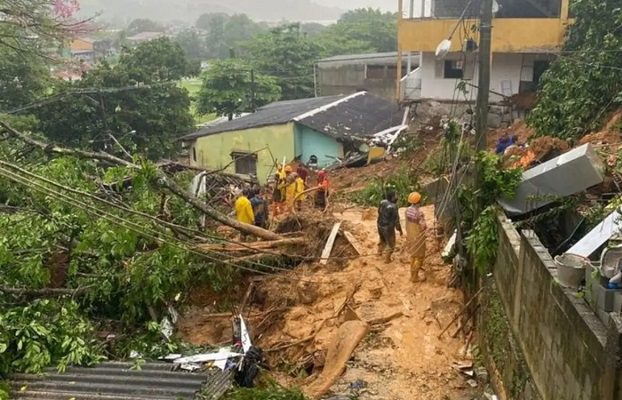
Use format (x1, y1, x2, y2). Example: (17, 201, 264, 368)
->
(294, 124, 344, 168)
(317, 64, 400, 100)
(419, 52, 552, 103)
(489, 213, 622, 400)
(190, 123, 295, 184)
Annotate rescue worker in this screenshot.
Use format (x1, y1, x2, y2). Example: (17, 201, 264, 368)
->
(315, 170, 330, 211)
(250, 186, 269, 228)
(281, 166, 297, 211)
(271, 165, 287, 216)
(294, 172, 306, 211)
(234, 188, 255, 240)
(405, 192, 427, 282)
(296, 164, 309, 185)
(377, 189, 402, 264)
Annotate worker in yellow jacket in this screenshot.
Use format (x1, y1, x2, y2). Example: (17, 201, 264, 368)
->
(294, 173, 306, 211)
(404, 192, 427, 282)
(234, 189, 255, 240)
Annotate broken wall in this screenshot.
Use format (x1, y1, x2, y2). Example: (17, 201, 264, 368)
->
(486, 213, 622, 400)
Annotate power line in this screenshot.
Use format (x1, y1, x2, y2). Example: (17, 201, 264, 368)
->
(0, 163, 325, 283)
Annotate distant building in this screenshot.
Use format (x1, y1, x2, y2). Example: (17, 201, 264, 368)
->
(181, 92, 403, 183)
(69, 38, 95, 63)
(398, 0, 571, 103)
(315, 52, 412, 101)
(126, 32, 168, 45)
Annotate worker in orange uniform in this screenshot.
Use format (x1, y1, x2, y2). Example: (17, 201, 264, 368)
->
(234, 188, 255, 240)
(405, 192, 427, 282)
(315, 170, 330, 211)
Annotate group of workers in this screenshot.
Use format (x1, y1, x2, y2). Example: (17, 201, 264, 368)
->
(233, 164, 427, 283)
(233, 164, 331, 235)
(377, 189, 427, 283)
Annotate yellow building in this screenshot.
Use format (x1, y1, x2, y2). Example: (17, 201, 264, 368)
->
(398, 0, 571, 103)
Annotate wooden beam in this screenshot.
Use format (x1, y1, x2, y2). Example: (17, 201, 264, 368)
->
(320, 222, 341, 265)
(343, 230, 364, 256)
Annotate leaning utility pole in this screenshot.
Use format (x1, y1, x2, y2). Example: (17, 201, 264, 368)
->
(474, 0, 493, 214)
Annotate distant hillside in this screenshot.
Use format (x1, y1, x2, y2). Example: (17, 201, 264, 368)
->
(79, 0, 344, 25)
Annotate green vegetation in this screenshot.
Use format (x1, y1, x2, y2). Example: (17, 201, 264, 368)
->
(33, 38, 195, 160)
(529, 0, 622, 138)
(222, 385, 307, 400)
(459, 153, 522, 277)
(0, 381, 9, 400)
(352, 166, 421, 208)
(181, 78, 217, 125)
(197, 59, 281, 119)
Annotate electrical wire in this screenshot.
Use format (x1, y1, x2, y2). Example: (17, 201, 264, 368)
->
(0, 165, 324, 283)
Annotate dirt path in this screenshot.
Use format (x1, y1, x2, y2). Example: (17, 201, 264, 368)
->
(178, 205, 478, 400)
(309, 206, 477, 400)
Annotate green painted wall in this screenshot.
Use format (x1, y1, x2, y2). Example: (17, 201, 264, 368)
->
(294, 124, 344, 167)
(190, 123, 295, 183)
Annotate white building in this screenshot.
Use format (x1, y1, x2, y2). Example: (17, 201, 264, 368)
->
(399, 0, 571, 104)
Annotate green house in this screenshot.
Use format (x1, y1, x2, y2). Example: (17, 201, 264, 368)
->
(181, 92, 403, 183)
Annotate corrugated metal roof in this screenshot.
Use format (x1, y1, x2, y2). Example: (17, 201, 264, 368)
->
(181, 95, 346, 140)
(317, 52, 399, 65)
(10, 361, 232, 400)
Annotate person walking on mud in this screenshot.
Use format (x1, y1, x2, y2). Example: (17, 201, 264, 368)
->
(405, 192, 427, 282)
(377, 189, 402, 263)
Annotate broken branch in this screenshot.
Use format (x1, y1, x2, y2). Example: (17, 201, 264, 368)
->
(0, 121, 282, 241)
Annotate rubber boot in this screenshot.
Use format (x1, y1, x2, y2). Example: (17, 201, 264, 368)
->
(377, 243, 384, 256)
(384, 249, 393, 264)
(410, 257, 423, 283)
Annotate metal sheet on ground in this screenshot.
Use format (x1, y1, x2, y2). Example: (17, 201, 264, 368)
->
(498, 144, 605, 216)
(567, 211, 622, 257)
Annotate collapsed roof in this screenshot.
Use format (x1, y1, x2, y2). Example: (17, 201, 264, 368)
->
(182, 92, 404, 142)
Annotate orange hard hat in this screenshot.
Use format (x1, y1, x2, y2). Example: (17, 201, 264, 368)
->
(408, 192, 422, 205)
(284, 165, 293, 173)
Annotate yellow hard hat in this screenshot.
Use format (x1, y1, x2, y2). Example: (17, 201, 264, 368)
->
(284, 165, 293, 173)
(408, 192, 422, 205)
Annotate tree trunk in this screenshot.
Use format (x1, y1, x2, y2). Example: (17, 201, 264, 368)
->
(0, 120, 282, 241)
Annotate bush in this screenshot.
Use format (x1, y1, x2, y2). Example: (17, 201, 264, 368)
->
(351, 166, 420, 207)
(0, 299, 103, 374)
(222, 385, 307, 400)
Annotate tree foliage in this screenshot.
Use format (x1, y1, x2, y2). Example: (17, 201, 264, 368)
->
(33, 38, 195, 160)
(0, 0, 81, 56)
(194, 13, 267, 60)
(528, 0, 622, 138)
(318, 8, 397, 56)
(197, 59, 281, 119)
(126, 18, 165, 36)
(0, 49, 51, 111)
(245, 24, 322, 100)
(0, 140, 239, 373)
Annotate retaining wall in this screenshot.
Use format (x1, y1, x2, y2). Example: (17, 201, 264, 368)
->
(488, 213, 622, 400)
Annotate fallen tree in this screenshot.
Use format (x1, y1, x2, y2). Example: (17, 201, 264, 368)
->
(0, 120, 281, 241)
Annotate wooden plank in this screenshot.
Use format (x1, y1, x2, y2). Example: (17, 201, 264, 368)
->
(343, 230, 364, 256)
(320, 222, 342, 265)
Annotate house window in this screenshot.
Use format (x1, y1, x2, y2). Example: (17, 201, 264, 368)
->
(192, 147, 197, 163)
(444, 60, 464, 79)
(366, 65, 385, 79)
(231, 152, 257, 176)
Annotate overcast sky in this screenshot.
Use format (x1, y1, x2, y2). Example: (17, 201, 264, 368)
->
(314, 0, 397, 11)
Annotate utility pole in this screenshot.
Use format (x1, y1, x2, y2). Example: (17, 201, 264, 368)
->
(250, 69, 256, 112)
(474, 0, 493, 214)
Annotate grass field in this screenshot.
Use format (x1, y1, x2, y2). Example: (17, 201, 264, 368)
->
(180, 78, 216, 126)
